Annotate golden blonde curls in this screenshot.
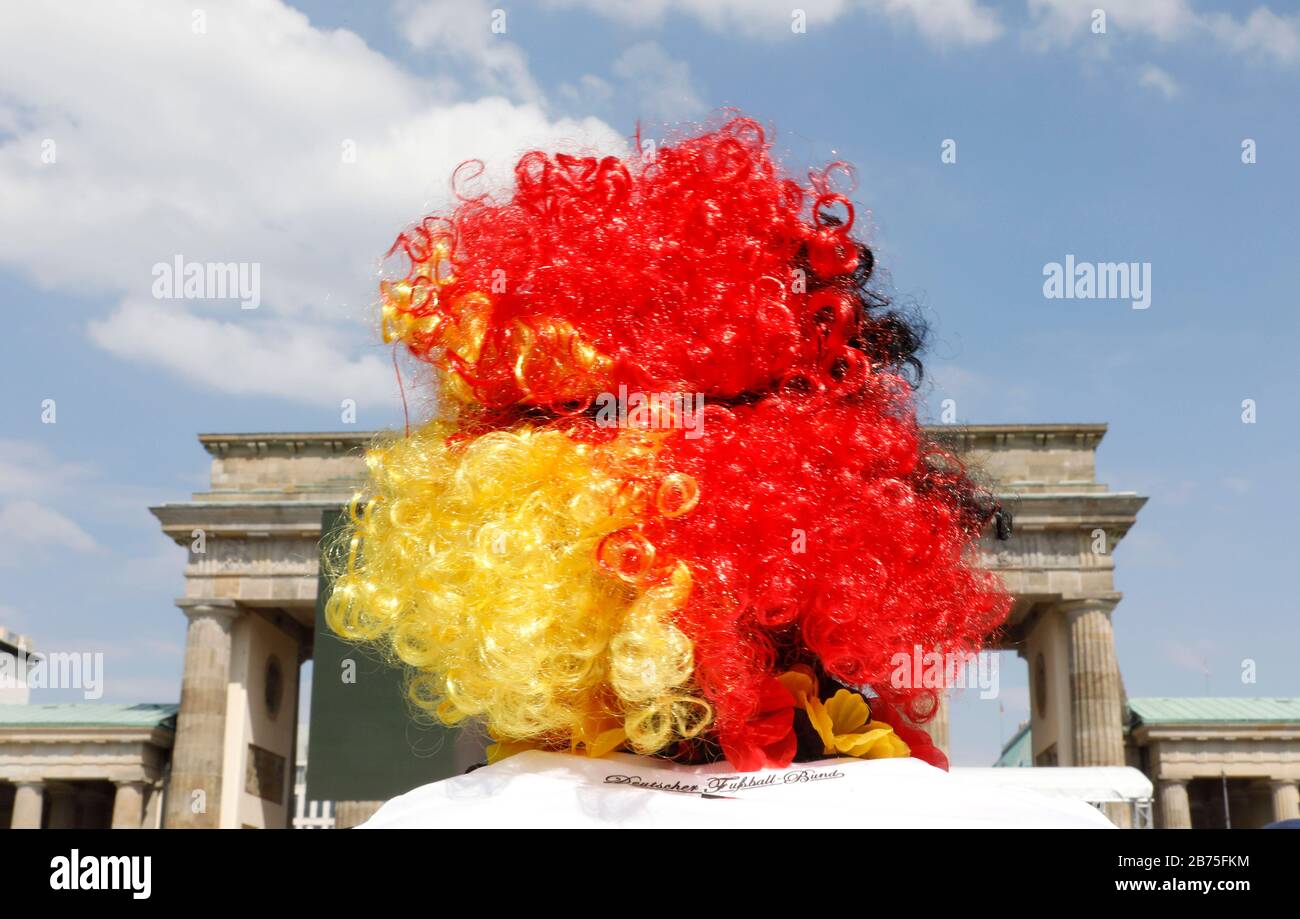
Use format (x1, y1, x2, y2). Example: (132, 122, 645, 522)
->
(325, 418, 711, 753)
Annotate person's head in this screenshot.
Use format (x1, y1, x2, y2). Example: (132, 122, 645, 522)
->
(329, 115, 1010, 771)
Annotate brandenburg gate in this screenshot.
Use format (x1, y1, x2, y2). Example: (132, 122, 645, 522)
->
(150, 423, 1146, 828)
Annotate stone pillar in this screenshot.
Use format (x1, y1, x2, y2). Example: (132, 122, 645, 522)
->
(1062, 598, 1128, 826)
(10, 781, 44, 829)
(165, 599, 241, 829)
(1159, 779, 1192, 828)
(111, 781, 147, 829)
(1063, 598, 1125, 766)
(1270, 780, 1299, 823)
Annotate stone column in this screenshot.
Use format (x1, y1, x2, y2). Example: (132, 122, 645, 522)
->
(1063, 598, 1125, 766)
(1062, 597, 1128, 826)
(111, 781, 147, 829)
(10, 781, 44, 829)
(1159, 778, 1192, 828)
(1270, 780, 1299, 823)
(165, 599, 241, 828)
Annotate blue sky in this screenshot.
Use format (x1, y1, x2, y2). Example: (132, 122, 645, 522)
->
(1, 0, 1297, 765)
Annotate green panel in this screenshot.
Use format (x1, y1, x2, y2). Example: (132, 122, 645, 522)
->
(0, 703, 177, 728)
(1128, 697, 1300, 725)
(307, 508, 481, 802)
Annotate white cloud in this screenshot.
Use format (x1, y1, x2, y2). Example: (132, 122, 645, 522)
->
(0, 441, 96, 498)
(88, 298, 396, 409)
(558, 73, 617, 111)
(559, 42, 706, 123)
(544, 0, 1002, 46)
(1208, 7, 1300, 63)
(545, 0, 851, 34)
(614, 42, 708, 121)
(0, 443, 184, 536)
(875, 0, 1003, 46)
(0, 500, 99, 561)
(0, 0, 624, 407)
(1027, 0, 1300, 64)
(393, 0, 544, 103)
(1139, 63, 1181, 97)
(1027, 0, 1189, 45)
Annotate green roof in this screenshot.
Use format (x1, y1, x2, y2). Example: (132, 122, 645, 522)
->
(1128, 697, 1300, 725)
(993, 699, 1299, 763)
(995, 721, 1033, 767)
(0, 703, 178, 729)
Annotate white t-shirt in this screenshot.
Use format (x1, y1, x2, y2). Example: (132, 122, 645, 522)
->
(360, 750, 1116, 829)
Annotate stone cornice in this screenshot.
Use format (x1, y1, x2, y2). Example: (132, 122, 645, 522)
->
(1132, 723, 1300, 744)
(998, 492, 1148, 528)
(150, 501, 341, 543)
(151, 491, 1146, 545)
(198, 433, 369, 457)
(929, 423, 1108, 450)
(0, 725, 175, 747)
(196, 423, 1111, 456)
